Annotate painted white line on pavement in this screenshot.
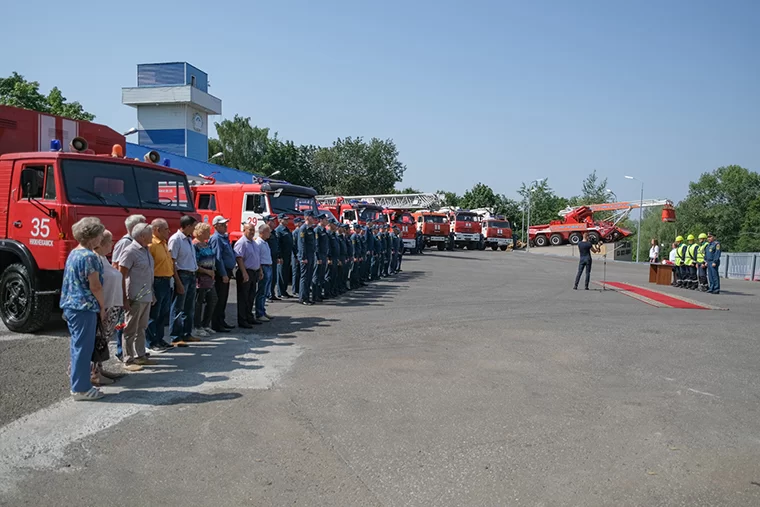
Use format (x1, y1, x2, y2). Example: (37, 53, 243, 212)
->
(687, 388, 718, 398)
(0, 334, 302, 495)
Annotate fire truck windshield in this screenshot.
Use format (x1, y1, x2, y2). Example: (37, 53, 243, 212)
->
(270, 194, 318, 215)
(61, 159, 194, 211)
(455, 214, 478, 222)
(424, 215, 448, 224)
(393, 212, 415, 224)
(486, 220, 511, 228)
(358, 207, 383, 222)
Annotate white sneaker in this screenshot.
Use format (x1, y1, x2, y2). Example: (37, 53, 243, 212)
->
(258, 315, 270, 322)
(194, 328, 209, 338)
(204, 327, 217, 334)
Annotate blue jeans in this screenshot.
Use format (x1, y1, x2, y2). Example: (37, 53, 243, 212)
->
(170, 271, 197, 341)
(256, 265, 272, 317)
(147, 277, 172, 347)
(64, 308, 98, 393)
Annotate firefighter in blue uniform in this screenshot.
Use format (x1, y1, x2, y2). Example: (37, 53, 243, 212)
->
(359, 226, 369, 285)
(382, 224, 392, 277)
(312, 212, 329, 302)
(364, 225, 374, 282)
(372, 224, 383, 280)
(350, 223, 361, 289)
(325, 219, 340, 298)
(394, 226, 404, 273)
(339, 224, 351, 293)
(291, 217, 303, 296)
(275, 213, 293, 298)
(263, 215, 281, 300)
(705, 232, 721, 294)
(389, 226, 398, 274)
(298, 211, 317, 305)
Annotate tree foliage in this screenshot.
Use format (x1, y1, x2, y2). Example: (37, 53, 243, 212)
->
(568, 171, 611, 206)
(0, 72, 95, 121)
(208, 118, 405, 195)
(737, 196, 760, 252)
(435, 190, 461, 207)
(458, 183, 520, 220)
(517, 179, 569, 226)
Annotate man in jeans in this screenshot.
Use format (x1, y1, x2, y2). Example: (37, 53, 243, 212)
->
(573, 232, 602, 290)
(254, 223, 274, 322)
(234, 223, 262, 328)
(118, 223, 157, 368)
(209, 216, 236, 332)
(147, 218, 181, 352)
(169, 215, 199, 345)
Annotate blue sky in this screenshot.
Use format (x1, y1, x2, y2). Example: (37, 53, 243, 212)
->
(3, 0, 758, 203)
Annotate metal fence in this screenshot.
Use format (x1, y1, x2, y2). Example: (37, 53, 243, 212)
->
(720, 252, 760, 281)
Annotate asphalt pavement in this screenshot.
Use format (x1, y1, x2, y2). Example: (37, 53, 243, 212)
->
(1, 250, 759, 506)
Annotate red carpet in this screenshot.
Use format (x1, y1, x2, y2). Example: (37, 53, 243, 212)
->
(601, 282, 711, 310)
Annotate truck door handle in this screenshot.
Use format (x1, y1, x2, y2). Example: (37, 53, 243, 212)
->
(13, 221, 21, 228)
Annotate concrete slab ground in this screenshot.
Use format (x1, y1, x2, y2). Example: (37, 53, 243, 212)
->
(1, 251, 758, 506)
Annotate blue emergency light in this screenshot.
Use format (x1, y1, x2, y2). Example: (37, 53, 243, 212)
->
(163, 159, 171, 167)
(49, 139, 61, 152)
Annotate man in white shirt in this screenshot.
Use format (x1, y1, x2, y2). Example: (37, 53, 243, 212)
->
(168, 215, 199, 345)
(254, 223, 274, 322)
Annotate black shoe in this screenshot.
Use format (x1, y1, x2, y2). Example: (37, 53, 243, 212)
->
(280, 293, 293, 299)
(238, 322, 253, 329)
(573, 286, 578, 290)
(301, 300, 314, 305)
(271, 296, 282, 301)
(584, 287, 589, 290)
(250, 319, 263, 325)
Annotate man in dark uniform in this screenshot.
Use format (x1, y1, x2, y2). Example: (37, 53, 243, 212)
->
(312, 212, 329, 302)
(371, 224, 382, 280)
(291, 217, 303, 296)
(393, 226, 403, 273)
(705, 232, 721, 294)
(275, 213, 293, 298)
(343, 224, 354, 291)
(358, 225, 368, 286)
(263, 215, 281, 301)
(364, 225, 374, 282)
(382, 224, 392, 277)
(325, 219, 340, 298)
(336, 223, 347, 294)
(298, 211, 317, 305)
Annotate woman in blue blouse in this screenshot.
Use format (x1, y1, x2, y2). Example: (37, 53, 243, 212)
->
(60, 217, 106, 400)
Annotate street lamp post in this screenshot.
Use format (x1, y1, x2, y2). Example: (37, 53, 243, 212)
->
(122, 127, 138, 137)
(605, 188, 617, 201)
(624, 175, 644, 262)
(525, 178, 545, 253)
(209, 152, 224, 162)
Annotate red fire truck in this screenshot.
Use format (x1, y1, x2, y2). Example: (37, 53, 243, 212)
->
(440, 208, 483, 250)
(318, 198, 385, 227)
(383, 209, 417, 252)
(481, 216, 513, 251)
(192, 177, 319, 241)
(412, 210, 450, 250)
(0, 106, 197, 332)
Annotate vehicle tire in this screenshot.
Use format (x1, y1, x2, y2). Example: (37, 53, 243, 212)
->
(0, 263, 54, 333)
(588, 232, 601, 244)
(568, 233, 582, 245)
(437, 243, 445, 251)
(534, 235, 548, 247)
(499, 245, 508, 251)
(491, 244, 498, 251)
(550, 234, 564, 246)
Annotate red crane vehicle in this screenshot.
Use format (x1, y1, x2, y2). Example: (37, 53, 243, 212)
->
(0, 105, 198, 332)
(412, 210, 451, 250)
(439, 207, 484, 250)
(191, 174, 319, 241)
(528, 200, 676, 247)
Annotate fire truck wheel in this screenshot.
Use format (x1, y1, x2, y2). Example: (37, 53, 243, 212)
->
(437, 244, 445, 251)
(490, 244, 498, 251)
(569, 233, 582, 245)
(499, 245, 508, 251)
(588, 232, 601, 244)
(534, 235, 548, 247)
(550, 234, 564, 246)
(0, 263, 54, 333)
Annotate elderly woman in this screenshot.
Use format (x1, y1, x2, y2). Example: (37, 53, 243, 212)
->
(193, 222, 217, 338)
(93, 230, 132, 384)
(61, 217, 106, 401)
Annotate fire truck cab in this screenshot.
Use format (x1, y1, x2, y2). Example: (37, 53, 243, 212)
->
(383, 209, 417, 252)
(192, 179, 319, 241)
(442, 208, 483, 250)
(481, 216, 513, 251)
(322, 199, 384, 227)
(0, 133, 197, 332)
(412, 210, 450, 250)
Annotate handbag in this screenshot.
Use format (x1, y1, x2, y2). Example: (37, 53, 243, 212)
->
(91, 317, 110, 363)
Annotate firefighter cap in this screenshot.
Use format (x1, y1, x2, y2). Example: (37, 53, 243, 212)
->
(304, 210, 316, 218)
(212, 216, 230, 225)
(277, 213, 289, 220)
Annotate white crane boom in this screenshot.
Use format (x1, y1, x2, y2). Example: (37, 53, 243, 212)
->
(316, 193, 442, 209)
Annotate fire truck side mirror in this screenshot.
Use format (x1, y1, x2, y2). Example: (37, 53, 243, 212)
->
(21, 169, 41, 198)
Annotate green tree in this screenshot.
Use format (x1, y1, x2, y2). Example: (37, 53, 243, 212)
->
(458, 182, 521, 222)
(568, 170, 611, 206)
(0, 72, 95, 120)
(435, 190, 461, 207)
(737, 196, 760, 252)
(517, 179, 569, 225)
(210, 115, 272, 174)
(677, 165, 760, 251)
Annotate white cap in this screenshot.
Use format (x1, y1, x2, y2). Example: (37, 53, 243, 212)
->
(212, 216, 230, 225)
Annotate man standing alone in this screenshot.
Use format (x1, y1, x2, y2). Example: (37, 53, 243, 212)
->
(573, 232, 601, 290)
